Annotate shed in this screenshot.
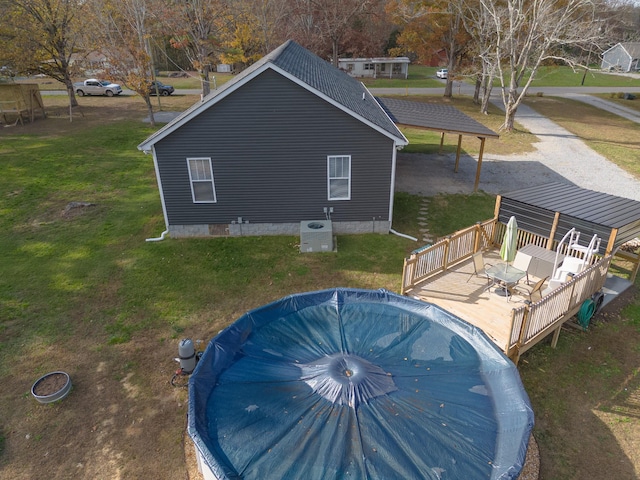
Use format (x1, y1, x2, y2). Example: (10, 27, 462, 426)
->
(338, 57, 410, 79)
(378, 97, 499, 191)
(601, 42, 640, 72)
(495, 183, 640, 277)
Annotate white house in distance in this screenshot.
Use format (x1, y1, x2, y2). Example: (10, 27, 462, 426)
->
(338, 57, 410, 79)
(601, 42, 640, 72)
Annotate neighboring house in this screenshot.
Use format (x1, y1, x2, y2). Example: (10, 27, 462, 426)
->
(601, 42, 640, 72)
(138, 40, 408, 238)
(338, 57, 410, 79)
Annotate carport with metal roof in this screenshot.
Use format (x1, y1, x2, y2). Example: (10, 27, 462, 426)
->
(496, 183, 640, 280)
(377, 97, 499, 192)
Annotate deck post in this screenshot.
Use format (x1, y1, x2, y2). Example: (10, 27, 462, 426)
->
(547, 211, 561, 250)
(605, 228, 618, 256)
(493, 195, 502, 218)
(551, 325, 563, 348)
(442, 237, 451, 272)
(439, 132, 445, 153)
(473, 222, 482, 253)
(454, 135, 463, 173)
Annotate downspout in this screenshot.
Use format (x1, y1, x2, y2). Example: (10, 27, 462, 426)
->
(146, 229, 169, 242)
(389, 140, 417, 242)
(143, 145, 171, 242)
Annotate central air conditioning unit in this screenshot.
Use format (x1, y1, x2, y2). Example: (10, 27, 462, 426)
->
(300, 220, 334, 253)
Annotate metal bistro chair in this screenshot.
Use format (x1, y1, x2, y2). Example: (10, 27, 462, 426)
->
(469, 252, 493, 288)
(513, 276, 549, 303)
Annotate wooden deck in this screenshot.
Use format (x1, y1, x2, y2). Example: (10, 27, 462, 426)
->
(405, 249, 544, 354)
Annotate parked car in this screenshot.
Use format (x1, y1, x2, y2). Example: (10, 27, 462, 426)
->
(148, 81, 174, 96)
(74, 79, 123, 97)
(436, 68, 448, 79)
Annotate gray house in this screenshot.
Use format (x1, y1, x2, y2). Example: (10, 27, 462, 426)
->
(138, 40, 408, 238)
(601, 42, 640, 72)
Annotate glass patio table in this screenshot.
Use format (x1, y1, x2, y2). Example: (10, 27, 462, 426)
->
(485, 263, 527, 299)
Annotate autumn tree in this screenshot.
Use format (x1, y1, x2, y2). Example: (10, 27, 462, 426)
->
(387, 0, 468, 98)
(479, 0, 602, 131)
(162, 0, 230, 96)
(88, 0, 159, 125)
(289, 0, 379, 65)
(0, 0, 84, 107)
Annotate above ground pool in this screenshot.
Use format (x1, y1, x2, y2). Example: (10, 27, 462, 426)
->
(188, 288, 534, 479)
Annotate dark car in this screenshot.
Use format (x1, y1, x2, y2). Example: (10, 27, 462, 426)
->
(149, 81, 174, 96)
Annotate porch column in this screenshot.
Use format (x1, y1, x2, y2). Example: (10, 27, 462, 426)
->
(454, 135, 463, 172)
(474, 137, 486, 192)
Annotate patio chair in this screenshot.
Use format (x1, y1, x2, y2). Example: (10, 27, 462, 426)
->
(468, 252, 492, 287)
(512, 251, 532, 285)
(513, 276, 549, 303)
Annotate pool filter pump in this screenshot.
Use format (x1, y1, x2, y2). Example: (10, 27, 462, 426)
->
(178, 338, 197, 374)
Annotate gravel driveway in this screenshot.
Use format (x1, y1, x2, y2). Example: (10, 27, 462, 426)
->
(395, 101, 640, 201)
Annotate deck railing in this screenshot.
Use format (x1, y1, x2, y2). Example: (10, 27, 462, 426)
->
(402, 218, 615, 364)
(506, 254, 612, 362)
(401, 219, 497, 294)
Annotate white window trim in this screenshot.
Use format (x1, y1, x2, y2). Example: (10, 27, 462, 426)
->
(187, 157, 217, 203)
(327, 155, 351, 201)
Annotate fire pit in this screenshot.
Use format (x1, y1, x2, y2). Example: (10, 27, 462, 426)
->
(31, 371, 72, 404)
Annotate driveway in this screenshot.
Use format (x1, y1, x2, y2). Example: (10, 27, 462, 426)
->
(395, 97, 640, 201)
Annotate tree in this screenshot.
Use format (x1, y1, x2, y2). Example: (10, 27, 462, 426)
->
(387, 0, 468, 98)
(479, 0, 602, 131)
(163, 0, 229, 96)
(289, 0, 378, 65)
(456, 0, 500, 113)
(1, 0, 84, 107)
(88, 0, 158, 125)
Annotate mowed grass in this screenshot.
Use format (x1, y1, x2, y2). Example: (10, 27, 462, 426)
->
(2, 87, 640, 478)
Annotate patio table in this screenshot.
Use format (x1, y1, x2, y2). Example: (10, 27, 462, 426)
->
(485, 263, 527, 300)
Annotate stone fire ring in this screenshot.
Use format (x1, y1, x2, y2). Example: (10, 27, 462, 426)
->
(31, 371, 72, 404)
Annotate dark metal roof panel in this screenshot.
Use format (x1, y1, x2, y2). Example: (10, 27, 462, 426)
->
(375, 97, 499, 138)
(502, 183, 640, 229)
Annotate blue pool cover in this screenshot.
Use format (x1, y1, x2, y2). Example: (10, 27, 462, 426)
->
(188, 288, 534, 479)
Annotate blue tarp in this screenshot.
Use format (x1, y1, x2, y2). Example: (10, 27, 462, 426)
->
(188, 288, 534, 479)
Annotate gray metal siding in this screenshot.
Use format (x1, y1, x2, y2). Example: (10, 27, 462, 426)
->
(500, 182, 640, 253)
(154, 69, 395, 226)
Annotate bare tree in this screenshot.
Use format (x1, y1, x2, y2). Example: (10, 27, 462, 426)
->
(163, 0, 229, 96)
(89, 0, 158, 125)
(479, 0, 602, 131)
(456, 0, 499, 113)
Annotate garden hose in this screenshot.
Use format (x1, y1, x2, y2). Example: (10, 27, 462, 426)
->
(577, 298, 595, 330)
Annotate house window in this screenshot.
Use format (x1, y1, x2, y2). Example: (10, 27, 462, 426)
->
(187, 157, 217, 203)
(364, 63, 374, 70)
(328, 155, 351, 200)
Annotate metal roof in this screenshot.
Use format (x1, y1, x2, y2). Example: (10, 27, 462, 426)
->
(376, 97, 499, 138)
(502, 183, 640, 229)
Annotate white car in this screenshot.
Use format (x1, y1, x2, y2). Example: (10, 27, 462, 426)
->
(436, 68, 448, 79)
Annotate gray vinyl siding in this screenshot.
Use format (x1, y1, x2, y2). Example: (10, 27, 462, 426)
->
(154, 69, 395, 227)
